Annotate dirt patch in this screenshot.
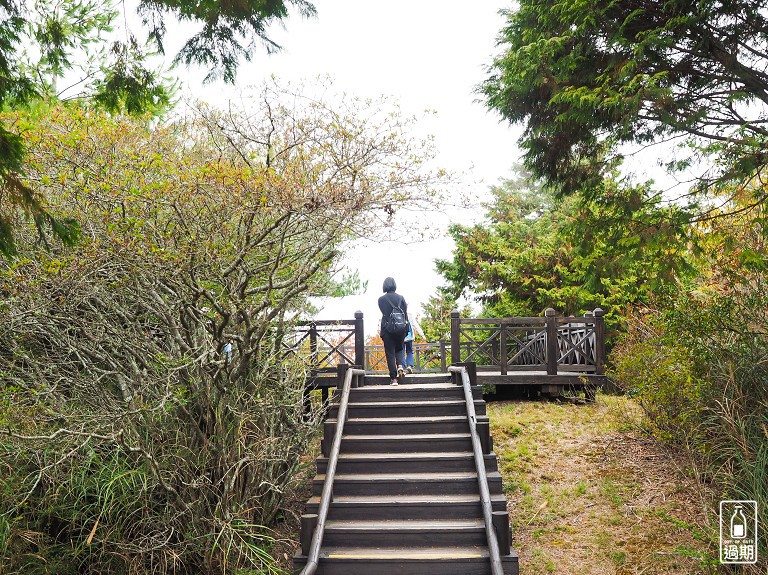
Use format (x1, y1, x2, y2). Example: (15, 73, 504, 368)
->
(489, 395, 721, 575)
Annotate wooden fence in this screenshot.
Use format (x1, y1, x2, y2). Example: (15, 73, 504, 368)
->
(283, 312, 365, 378)
(450, 308, 605, 376)
(288, 308, 605, 384)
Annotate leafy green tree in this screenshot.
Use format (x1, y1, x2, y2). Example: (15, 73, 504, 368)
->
(419, 290, 472, 343)
(436, 168, 692, 327)
(482, 0, 768, 204)
(0, 0, 315, 257)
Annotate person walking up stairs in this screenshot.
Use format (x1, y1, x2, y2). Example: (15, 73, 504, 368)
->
(377, 277, 408, 386)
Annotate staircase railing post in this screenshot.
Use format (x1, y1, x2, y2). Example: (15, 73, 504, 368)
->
(450, 311, 461, 365)
(492, 511, 511, 556)
(455, 361, 477, 387)
(448, 365, 504, 575)
(300, 514, 317, 556)
(499, 322, 508, 376)
(336, 363, 350, 388)
(352, 365, 364, 388)
(545, 308, 558, 376)
(300, 367, 366, 575)
(593, 308, 606, 376)
(439, 338, 447, 372)
(354, 311, 365, 370)
(477, 420, 492, 454)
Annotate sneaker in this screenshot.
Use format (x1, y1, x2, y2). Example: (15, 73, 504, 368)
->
(390, 379, 399, 386)
(405, 366, 414, 374)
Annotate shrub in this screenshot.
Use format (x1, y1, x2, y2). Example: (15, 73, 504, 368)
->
(611, 310, 704, 444)
(0, 84, 441, 574)
(610, 288, 768, 572)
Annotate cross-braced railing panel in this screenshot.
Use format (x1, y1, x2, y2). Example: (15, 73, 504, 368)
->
(313, 331, 356, 368)
(459, 325, 502, 367)
(455, 319, 549, 373)
(556, 320, 597, 369)
(364, 347, 388, 372)
(507, 328, 547, 366)
(451, 310, 605, 375)
(285, 318, 362, 374)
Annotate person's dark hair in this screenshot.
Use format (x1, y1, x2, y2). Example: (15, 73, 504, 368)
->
(382, 277, 397, 293)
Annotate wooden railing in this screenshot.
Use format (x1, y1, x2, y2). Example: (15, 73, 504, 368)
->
(288, 307, 605, 384)
(283, 312, 365, 378)
(299, 367, 367, 575)
(450, 308, 605, 376)
(449, 365, 506, 574)
(285, 311, 446, 375)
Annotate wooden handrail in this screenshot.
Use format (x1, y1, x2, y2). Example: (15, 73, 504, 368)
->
(448, 365, 504, 575)
(299, 367, 366, 575)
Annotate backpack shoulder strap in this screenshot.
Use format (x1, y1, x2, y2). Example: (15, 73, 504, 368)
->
(385, 292, 401, 308)
(385, 293, 407, 321)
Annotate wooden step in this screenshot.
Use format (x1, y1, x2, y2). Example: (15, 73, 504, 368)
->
(293, 545, 520, 575)
(340, 432, 473, 453)
(322, 518, 487, 547)
(364, 374, 453, 386)
(305, 493, 508, 520)
(312, 471, 503, 497)
(329, 398, 486, 418)
(335, 383, 482, 403)
(315, 451, 499, 474)
(328, 415, 475, 436)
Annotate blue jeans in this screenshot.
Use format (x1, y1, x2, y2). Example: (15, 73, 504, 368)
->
(404, 340, 414, 367)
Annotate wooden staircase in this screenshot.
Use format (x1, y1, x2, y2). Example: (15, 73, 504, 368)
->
(293, 373, 519, 575)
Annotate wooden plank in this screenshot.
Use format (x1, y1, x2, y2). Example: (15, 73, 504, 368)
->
(298, 319, 356, 326)
(557, 365, 597, 372)
(306, 376, 339, 390)
(555, 318, 592, 326)
(457, 318, 547, 326)
(477, 373, 607, 386)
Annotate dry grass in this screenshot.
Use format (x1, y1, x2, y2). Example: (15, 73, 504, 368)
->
(489, 394, 724, 575)
(271, 459, 316, 574)
(271, 398, 324, 574)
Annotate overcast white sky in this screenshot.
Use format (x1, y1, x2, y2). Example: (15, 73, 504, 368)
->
(172, 1, 523, 334)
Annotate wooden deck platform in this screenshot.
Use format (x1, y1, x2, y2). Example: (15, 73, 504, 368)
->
(476, 370, 607, 386)
(306, 371, 608, 409)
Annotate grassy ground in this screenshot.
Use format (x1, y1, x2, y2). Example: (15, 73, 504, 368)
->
(489, 394, 723, 575)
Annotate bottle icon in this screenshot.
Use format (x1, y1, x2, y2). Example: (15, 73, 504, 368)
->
(731, 505, 747, 539)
